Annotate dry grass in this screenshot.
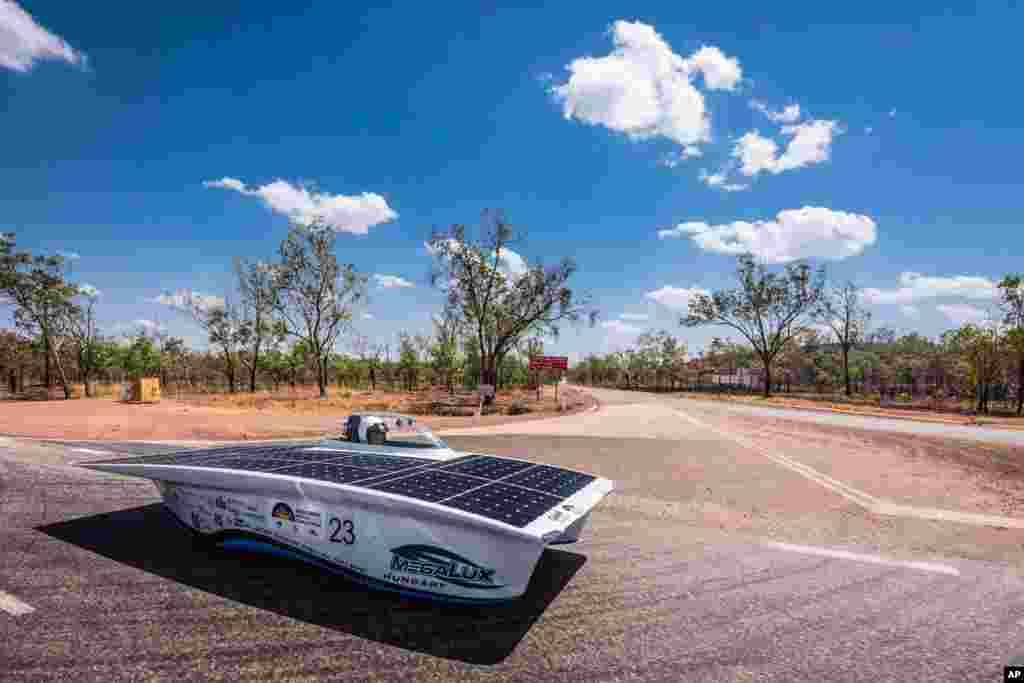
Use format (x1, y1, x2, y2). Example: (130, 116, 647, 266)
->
(174, 384, 573, 417)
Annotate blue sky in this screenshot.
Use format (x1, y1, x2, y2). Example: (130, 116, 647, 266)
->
(2, 2, 1021, 360)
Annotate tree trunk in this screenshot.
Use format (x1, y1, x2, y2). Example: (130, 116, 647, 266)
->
(43, 333, 52, 388)
(762, 357, 772, 398)
(842, 346, 852, 397)
(318, 357, 327, 399)
(1017, 356, 1023, 416)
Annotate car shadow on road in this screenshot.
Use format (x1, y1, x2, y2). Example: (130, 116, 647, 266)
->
(37, 503, 585, 665)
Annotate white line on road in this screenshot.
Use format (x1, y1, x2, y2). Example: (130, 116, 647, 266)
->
(673, 406, 1024, 531)
(71, 447, 115, 456)
(767, 541, 961, 576)
(0, 591, 35, 616)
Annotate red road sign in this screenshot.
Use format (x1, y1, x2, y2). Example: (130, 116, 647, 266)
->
(529, 356, 568, 370)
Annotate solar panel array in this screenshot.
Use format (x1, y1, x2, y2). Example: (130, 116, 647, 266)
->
(93, 444, 595, 528)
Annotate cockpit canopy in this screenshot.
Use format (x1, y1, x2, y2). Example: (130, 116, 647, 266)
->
(341, 413, 449, 450)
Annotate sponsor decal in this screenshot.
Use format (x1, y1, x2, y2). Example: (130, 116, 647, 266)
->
(386, 545, 503, 590)
(272, 502, 295, 522)
(294, 508, 322, 529)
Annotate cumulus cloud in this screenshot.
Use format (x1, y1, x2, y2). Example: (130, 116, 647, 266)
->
(733, 119, 841, 176)
(657, 207, 876, 263)
(57, 250, 80, 261)
(374, 274, 414, 289)
(550, 20, 742, 150)
(151, 288, 226, 312)
(644, 285, 710, 311)
(684, 45, 742, 91)
(698, 169, 748, 192)
(750, 100, 801, 124)
(601, 319, 643, 335)
(362, 312, 375, 320)
(619, 313, 649, 321)
(863, 273, 999, 305)
(204, 177, 398, 234)
(937, 303, 989, 325)
(0, 1, 86, 72)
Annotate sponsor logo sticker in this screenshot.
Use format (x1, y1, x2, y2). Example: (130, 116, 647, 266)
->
(385, 545, 503, 590)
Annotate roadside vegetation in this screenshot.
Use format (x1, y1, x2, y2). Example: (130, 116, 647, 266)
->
(0, 211, 595, 417)
(571, 255, 1024, 418)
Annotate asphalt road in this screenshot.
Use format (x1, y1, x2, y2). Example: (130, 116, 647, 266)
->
(2, 389, 1024, 681)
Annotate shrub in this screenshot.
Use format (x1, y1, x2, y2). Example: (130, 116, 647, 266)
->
(507, 400, 531, 415)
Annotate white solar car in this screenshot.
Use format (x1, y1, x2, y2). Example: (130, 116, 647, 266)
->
(82, 413, 614, 603)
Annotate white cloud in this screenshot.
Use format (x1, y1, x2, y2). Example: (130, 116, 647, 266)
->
(601, 319, 643, 335)
(204, 177, 246, 193)
(644, 285, 710, 311)
(750, 100, 801, 124)
(133, 319, 165, 334)
(362, 312, 375, 320)
(900, 305, 920, 318)
(619, 313, 649, 321)
(888, 109, 897, 118)
(151, 288, 226, 312)
(551, 20, 742, 150)
(494, 247, 528, 277)
(660, 144, 703, 168)
(425, 240, 528, 278)
(658, 207, 876, 263)
(937, 303, 989, 325)
(698, 169, 748, 192)
(0, 1, 85, 72)
(374, 274, 414, 289)
(57, 250, 80, 261)
(733, 120, 841, 176)
(204, 177, 398, 234)
(684, 45, 742, 91)
(76, 283, 99, 298)
(863, 273, 998, 305)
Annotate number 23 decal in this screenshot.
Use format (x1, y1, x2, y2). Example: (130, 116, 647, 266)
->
(328, 517, 355, 545)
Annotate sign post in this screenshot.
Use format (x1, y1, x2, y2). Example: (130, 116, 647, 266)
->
(528, 356, 568, 406)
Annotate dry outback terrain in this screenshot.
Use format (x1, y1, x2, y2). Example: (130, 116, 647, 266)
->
(0, 384, 596, 441)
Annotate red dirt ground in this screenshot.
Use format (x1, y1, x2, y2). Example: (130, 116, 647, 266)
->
(0, 385, 597, 441)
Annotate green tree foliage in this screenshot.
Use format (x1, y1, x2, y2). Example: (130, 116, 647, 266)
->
(942, 323, 1004, 413)
(0, 238, 80, 397)
(118, 335, 162, 379)
(998, 274, 1024, 414)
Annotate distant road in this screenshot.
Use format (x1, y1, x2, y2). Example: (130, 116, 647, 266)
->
(673, 392, 1024, 447)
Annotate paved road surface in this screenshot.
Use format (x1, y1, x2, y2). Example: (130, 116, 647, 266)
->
(2, 388, 1023, 681)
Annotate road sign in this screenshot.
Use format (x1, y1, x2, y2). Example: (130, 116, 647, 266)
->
(529, 356, 568, 370)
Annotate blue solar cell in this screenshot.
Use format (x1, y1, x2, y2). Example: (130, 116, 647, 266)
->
(443, 483, 563, 528)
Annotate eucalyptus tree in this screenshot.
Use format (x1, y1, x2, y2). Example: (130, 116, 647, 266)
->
(271, 219, 369, 399)
(428, 209, 597, 414)
(998, 274, 1024, 414)
(234, 257, 281, 393)
(814, 282, 871, 396)
(0, 241, 80, 397)
(683, 253, 825, 397)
